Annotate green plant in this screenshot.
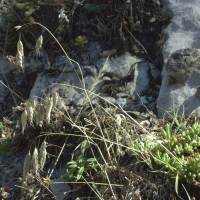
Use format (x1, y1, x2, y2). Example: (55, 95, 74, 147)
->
(0, 122, 5, 137)
(0, 138, 12, 155)
(74, 35, 88, 48)
(130, 121, 200, 183)
(61, 140, 101, 181)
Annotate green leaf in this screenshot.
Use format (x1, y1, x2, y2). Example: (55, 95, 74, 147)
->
(67, 161, 77, 165)
(86, 158, 96, 162)
(76, 166, 84, 181)
(69, 164, 78, 168)
(81, 140, 88, 155)
(65, 167, 77, 181)
(77, 155, 86, 165)
(84, 3, 106, 12)
(165, 162, 175, 173)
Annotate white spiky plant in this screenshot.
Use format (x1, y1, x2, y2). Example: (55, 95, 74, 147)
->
(39, 140, 47, 170)
(21, 108, 27, 133)
(35, 34, 43, 57)
(27, 106, 34, 126)
(32, 147, 39, 176)
(46, 97, 53, 123)
(31, 100, 36, 110)
(16, 37, 24, 72)
(35, 104, 45, 127)
(23, 151, 32, 181)
(53, 92, 58, 108)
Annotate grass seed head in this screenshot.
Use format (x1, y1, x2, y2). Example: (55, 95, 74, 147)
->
(53, 92, 58, 108)
(23, 151, 32, 181)
(35, 104, 45, 127)
(35, 34, 43, 57)
(27, 106, 34, 126)
(21, 108, 27, 133)
(32, 147, 39, 176)
(16, 38, 24, 71)
(46, 97, 53, 123)
(31, 100, 36, 109)
(39, 140, 47, 170)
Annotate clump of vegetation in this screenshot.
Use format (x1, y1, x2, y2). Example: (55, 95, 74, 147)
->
(73, 35, 88, 48)
(130, 117, 200, 184)
(0, 123, 11, 155)
(0, 138, 11, 155)
(61, 140, 101, 181)
(152, 122, 200, 183)
(0, 1, 182, 198)
(0, 122, 5, 137)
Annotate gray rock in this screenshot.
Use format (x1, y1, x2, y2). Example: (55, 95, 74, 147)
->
(157, 49, 200, 118)
(149, 63, 161, 80)
(0, 80, 8, 103)
(50, 178, 71, 200)
(81, 42, 100, 65)
(96, 52, 141, 78)
(28, 52, 152, 111)
(166, 49, 200, 84)
(101, 96, 116, 104)
(115, 93, 130, 99)
(161, 0, 200, 63)
(52, 56, 79, 73)
(0, 56, 15, 74)
(127, 61, 150, 96)
(29, 72, 98, 106)
(115, 98, 128, 107)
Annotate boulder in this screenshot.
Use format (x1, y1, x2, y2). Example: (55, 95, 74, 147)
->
(28, 51, 153, 111)
(157, 49, 200, 118)
(161, 0, 200, 63)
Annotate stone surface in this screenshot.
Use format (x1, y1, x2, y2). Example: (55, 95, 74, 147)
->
(158, 0, 200, 117)
(157, 49, 200, 118)
(127, 61, 150, 97)
(28, 52, 152, 111)
(0, 152, 24, 188)
(161, 0, 200, 63)
(50, 178, 71, 200)
(96, 52, 141, 78)
(166, 49, 200, 84)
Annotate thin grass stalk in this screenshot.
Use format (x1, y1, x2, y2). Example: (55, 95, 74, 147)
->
(17, 22, 85, 91)
(82, 176, 104, 200)
(83, 138, 116, 199)
(34, 175, 58, 199)
(52, 81, 185, 166)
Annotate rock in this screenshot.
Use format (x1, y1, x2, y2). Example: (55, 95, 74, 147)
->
(161, 0, 200, 63)
(0, 79, 8, 103)
(157, 49, 200, 118)
(81, 42, 100, 65)
(29, 72, 100, 106)
(149, 63, 161, 80)
(140, 96, 149, 105)
(0, 57, 15, 74)
(0, 56, 16, 104)
(28, 52, 152, 112)
(96, 52, 141, 78)
(115, 98, 128, 107)
(101, 96, 116, 104)
(115, 93, 130, 99)
(127, 61, 150, 96)
(50, 178, 71, 200)
(166, 49, 200, 84)
(158, 0, 200, 117)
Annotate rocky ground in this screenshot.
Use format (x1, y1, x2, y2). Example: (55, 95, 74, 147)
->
(0, 0, 200, 199)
